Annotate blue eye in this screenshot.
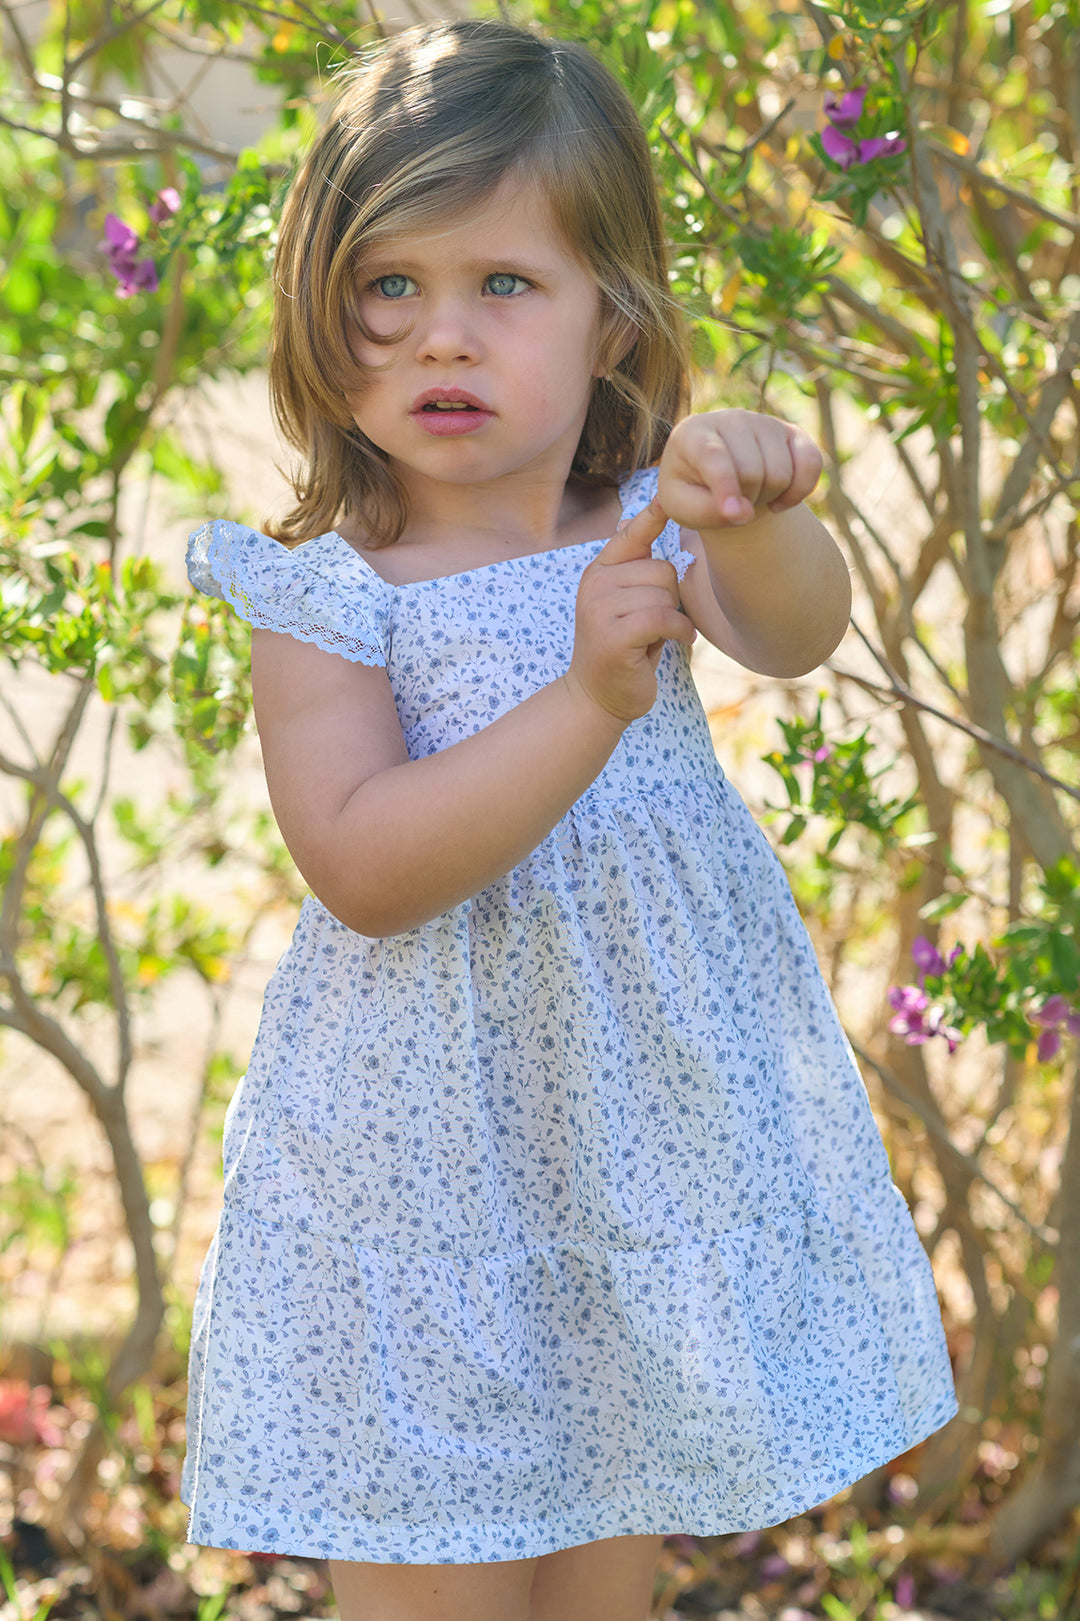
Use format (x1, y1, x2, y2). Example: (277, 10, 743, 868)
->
(486, 273, 529, 296)
(373, 274, 415, 299)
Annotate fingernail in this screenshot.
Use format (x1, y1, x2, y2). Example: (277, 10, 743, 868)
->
(722, 497, 745, 520)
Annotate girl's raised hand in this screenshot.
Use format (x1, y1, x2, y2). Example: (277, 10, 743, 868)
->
(564, 498, 697, 726)
(657, 408, 823, 532)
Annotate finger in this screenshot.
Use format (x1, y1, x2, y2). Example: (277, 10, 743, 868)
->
(597, 495, 668, 563)
(758, 434, 797, 509)
(673, 434, 750, 521)
(768, 430, 824, 512)
(688, 431, 764, 523)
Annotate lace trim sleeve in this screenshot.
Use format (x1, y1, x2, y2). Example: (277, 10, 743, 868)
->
(617, 466, 696, 582)
(186, 521, 388, 668)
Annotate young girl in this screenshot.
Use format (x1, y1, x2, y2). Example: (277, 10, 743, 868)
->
(183, 19, 957, 1621)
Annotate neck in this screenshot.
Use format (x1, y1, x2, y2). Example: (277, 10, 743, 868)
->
(390, 463, 600, 551)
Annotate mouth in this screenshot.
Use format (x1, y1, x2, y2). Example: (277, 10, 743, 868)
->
(410, 387, 492, 415)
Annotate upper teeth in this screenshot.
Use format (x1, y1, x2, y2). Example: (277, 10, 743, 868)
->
(429, 401, 470, 410)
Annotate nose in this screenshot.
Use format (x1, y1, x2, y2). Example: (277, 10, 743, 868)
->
(414, 294, 481, 366)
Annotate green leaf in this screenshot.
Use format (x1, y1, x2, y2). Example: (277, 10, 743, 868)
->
(919, 891, 969, 921)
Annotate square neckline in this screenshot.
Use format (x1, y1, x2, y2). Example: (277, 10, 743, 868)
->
(325, 474, 634, 593)
(328, 527, 614, 593)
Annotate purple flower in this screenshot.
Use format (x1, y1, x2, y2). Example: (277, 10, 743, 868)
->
(857, 134, 908, 163)
(925, 1006, 963, 1053)
(1032, 994, 1070, 1026)
(148, 186, 181, 226)
(888, 984, 928, 1042)
(1030, 994, 1080, 1052)
(100, 211, 159, 296)
(821, 87, 906, 169)
(888, 984, 962, 1051)
(822, 126, 907, 169)
(894, 1570, 917, 1608)
(824, 86, 868, 126)
(912, 935, 945, 978)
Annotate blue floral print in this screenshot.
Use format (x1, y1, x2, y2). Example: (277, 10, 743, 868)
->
(181, 466, 957, 1563)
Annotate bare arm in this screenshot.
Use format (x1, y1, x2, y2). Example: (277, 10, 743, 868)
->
(678, 503, 852, 677)
(251, 630, 628, 939)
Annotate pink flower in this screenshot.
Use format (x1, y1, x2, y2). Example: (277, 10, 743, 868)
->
(824, 87, 868, 126)
(821, 88, 906, 169)
(857, 134, 908, 163)
(0, 1381, 63, 1448)
(888, 984, 929, 1042)
(1030, 995, 1080, 1056)
(1032, 994, 1071, 1026)
(148, 187, 181, 226)
(100, 212, 159, 296)
(887, 985, 962, 1051)
(894, 1570, 917, 1608)
(912, 935, 945, 977)
(822, 126, 907, 169)
(925, 1006, 963, 1053)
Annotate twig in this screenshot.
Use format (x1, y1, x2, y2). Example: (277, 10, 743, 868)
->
(0, 0, 37, 84)
(0, 681, 40, 765)
(0, 741, 134, 1090)
(925, 137, 1080, 236)
(827, 629, 1080, 804)
(65, 0, 172, 78)
(849, 1038, 1056, 1250)
(0, 107, 240, 162)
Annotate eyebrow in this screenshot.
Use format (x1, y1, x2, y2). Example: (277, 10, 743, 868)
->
(364, 255, 556, 278)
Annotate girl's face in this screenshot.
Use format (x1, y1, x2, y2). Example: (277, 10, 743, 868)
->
(346, 178, 606, 503)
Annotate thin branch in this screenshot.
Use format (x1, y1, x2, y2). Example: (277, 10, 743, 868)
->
(829, 628, 1080, 805)
(0, 0, 37, 84)
(925, 137, 1080, 237)
(0, 742, 134, 1089)
(0, 993, 111, 1113)
(145, 20, 265, 65)
(64, 0, 172, 78)
(820, 276, 925, 363)
(0, 105, 240, 162)
(0, 680, 41, 765)
(0, 680, 91, 958)
(849, 1038, 1056, 1251)
(91, 705, 120, 825)
(989, 306, 1080, 540)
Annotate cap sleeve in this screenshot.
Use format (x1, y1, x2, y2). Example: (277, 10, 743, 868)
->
(617, 466, 696, 582)
(186, 520, 389, 667)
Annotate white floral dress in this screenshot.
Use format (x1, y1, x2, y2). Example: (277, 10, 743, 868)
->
(181, 465, 957, 1563)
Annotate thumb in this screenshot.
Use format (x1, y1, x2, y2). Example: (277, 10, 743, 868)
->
(596, 496, 668, 564)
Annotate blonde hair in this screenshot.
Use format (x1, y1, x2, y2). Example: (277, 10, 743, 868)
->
(268, 18, 692, 547)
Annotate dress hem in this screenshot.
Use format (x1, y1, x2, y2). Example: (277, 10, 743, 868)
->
(182, 1392, 958, 1565)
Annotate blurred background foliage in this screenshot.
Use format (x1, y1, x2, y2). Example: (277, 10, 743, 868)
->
(0, 0, 1078, 1615)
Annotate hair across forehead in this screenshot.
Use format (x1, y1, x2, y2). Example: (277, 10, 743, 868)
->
(267, 19, 691, 548)
(310, 23, 659, 274)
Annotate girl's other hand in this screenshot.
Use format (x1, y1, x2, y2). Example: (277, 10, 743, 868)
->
(564, 498, 697, 725)
(656, 408, 823, 532)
